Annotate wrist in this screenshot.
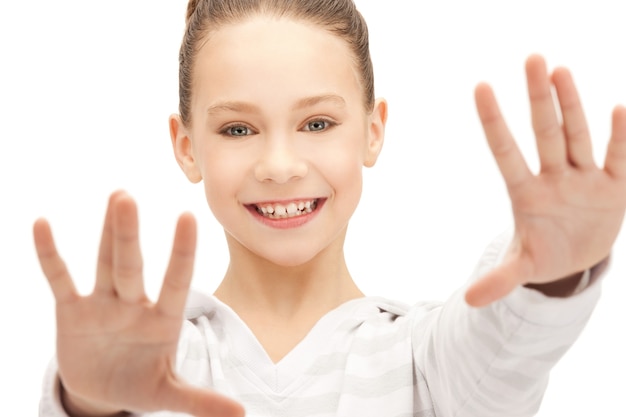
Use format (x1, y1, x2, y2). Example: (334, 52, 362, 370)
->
(524, 270, 586, 297)
(60, 381, 128, 417)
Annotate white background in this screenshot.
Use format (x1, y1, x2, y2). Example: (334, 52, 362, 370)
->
(0, 1, 624, 415)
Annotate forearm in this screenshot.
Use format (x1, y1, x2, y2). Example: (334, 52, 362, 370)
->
(417, 233, 604, 416)
(418, 282, 601, 417)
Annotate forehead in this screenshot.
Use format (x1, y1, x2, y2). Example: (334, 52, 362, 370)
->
(192, 17, 363, 108)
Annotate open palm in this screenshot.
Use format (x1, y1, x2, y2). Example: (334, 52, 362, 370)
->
(466, 55, 626, 307)
(34, 191, 244, 417)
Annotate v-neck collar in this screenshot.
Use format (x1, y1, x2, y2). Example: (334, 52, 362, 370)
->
(185, 292, 395, 395)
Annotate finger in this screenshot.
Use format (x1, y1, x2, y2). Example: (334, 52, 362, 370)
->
(94, 190, 127, 295)
(475, 82, 532, 189)
(157, 212, 197, 318)
(464, 257, 529, 307)
(551, 67, 595, 168)
(526, 54, 567, 172)
(33, 218, 79, 304)
(112, 194, 146, 303)
(604, 105, 626, 179)
(161, 380, 245, 417)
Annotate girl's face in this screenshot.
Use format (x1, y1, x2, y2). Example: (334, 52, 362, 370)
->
(171, 16, 387, 267)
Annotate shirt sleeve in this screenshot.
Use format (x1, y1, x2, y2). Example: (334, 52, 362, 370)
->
(38, 358, 70, 417)
(411, 231, 604, 417)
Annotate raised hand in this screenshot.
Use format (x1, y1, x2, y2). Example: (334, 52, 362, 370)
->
(34, 191, 244, 417)
(465, 55, 626, 307)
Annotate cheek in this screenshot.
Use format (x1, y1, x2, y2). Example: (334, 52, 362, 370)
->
(197, 146, 250, 212)
(310, 134, 366, 205)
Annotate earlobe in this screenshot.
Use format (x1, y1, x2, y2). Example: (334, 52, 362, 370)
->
(169, 114, 202, 183)
(364, 98, 388, 168)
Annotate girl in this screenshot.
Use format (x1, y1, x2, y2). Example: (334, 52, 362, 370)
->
(34, 0, 626, 416)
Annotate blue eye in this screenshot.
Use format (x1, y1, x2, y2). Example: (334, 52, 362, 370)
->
(221, 124, 254, 137)
(303, 119, 334, 132)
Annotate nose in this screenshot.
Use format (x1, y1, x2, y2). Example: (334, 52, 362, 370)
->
(254, 136, 308, 184)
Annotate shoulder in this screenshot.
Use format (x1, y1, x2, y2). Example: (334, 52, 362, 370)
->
(335, 296, 444, 338)
(184, 290, 222, 319)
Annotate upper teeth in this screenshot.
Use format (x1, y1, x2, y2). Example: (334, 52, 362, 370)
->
(257, 200, 317, 219)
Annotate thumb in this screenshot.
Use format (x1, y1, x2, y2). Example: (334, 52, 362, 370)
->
(161, 380, 245, 417)
(464, 257, 530, 307)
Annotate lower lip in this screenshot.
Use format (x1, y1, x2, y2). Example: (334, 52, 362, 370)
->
(246, 199, 326, 230)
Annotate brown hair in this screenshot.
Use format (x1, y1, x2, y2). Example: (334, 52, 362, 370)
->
(178, 0, 375, 126)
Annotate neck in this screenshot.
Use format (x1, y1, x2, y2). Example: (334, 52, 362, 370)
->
(214, 229, 363, 320)
(213, 228, 363, 363)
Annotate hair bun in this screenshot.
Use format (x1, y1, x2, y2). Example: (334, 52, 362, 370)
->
(186, 0, 202, 24)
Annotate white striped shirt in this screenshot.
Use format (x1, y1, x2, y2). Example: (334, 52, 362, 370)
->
(40, 234, 603, 417)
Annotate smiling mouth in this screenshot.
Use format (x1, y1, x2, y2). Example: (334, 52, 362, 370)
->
(253, 199, 320, 219)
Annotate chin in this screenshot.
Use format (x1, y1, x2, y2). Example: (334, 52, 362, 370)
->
(225, 226, 347, 270)
(254, 246, 323, 269)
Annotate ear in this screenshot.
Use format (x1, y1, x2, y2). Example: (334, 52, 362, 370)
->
(169, 114, 202, 183)
(363, 98, 387, 168)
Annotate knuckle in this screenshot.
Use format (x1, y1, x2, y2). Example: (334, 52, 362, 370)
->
(533, 121, 561, 139)
(114, 263, 143, 280)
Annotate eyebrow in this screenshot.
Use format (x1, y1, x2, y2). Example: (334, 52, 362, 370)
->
(206, 94, 347, 116)
(293, 94, 347, 110)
